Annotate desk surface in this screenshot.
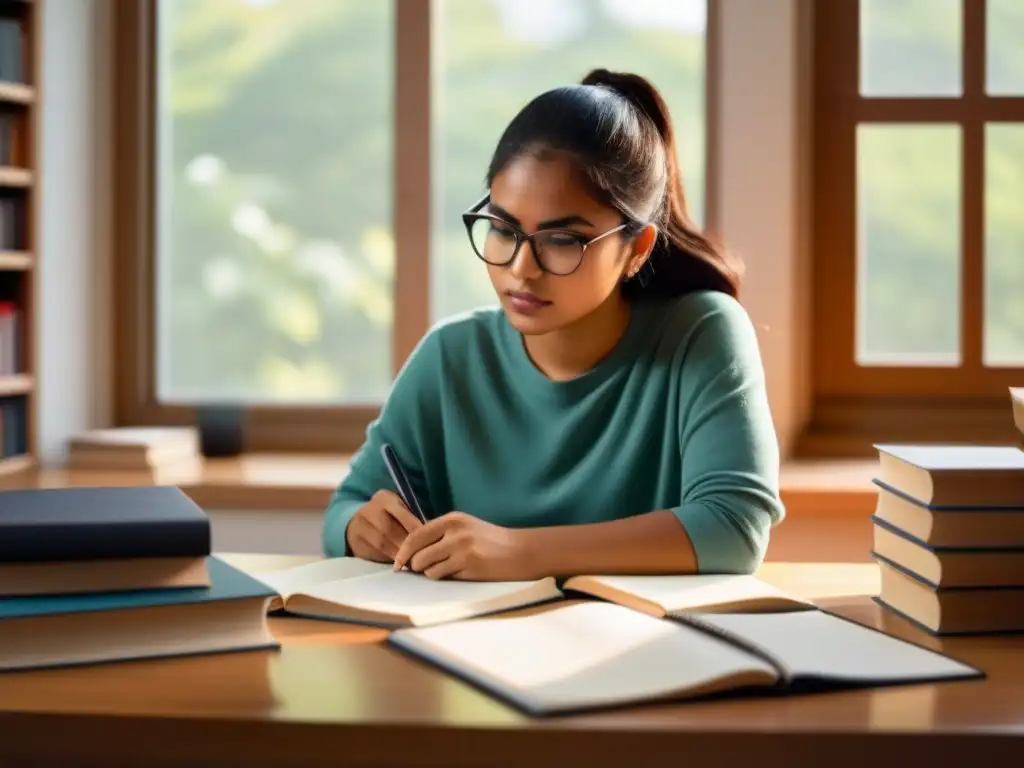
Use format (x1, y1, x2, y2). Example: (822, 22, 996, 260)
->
(0, 558, 1020, 768)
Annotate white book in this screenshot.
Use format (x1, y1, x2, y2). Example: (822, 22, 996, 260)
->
(388, 601, 983, 715)
(248, 557, 814, 628)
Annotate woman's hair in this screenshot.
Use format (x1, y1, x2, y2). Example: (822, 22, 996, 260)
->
(486, 68, 742, 300)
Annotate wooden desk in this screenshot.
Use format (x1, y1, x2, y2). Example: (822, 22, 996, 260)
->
(0, 558, 1020, 767)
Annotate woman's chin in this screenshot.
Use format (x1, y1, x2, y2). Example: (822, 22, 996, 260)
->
(501, 303, 558, 336)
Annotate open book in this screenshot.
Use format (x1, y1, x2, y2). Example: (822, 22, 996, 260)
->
(388, 601, 983, 715)
(249, 557, 812, 628)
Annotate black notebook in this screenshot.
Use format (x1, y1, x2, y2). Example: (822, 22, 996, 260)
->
(388, 602, 983, 716)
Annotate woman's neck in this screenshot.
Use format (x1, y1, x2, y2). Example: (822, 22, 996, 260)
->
(522, 293, 633, 381)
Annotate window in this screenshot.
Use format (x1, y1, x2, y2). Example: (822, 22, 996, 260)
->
(115, 0, 713, 451)
(806, 0, 1024, 453)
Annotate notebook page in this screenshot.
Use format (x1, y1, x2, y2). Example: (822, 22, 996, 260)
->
(298, 569, 549, 614)
(252, 557, 391, 597)
(578, 574, 809, 613)
(691, 611, 979, 684)
(392, 602, 777, 714)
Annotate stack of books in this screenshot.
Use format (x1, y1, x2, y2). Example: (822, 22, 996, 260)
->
(871, 437, 1024, 635)
(66, 427, 201, 472)
(0, 485, 278, 672)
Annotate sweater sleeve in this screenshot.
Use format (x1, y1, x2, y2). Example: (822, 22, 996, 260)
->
(669, 296, 785, 574)
(321, 328, 444, 557)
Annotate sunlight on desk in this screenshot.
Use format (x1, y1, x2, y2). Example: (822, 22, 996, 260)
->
(756, 562, 880, 602)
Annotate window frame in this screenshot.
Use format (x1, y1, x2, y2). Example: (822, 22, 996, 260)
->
(112, 0, 721, 453)
(802, 0, 1024, 456)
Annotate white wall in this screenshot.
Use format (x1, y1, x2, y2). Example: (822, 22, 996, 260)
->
(37, 0, 113, 466)
(34, 0, 809, 466)
(716, 0, 812, 458)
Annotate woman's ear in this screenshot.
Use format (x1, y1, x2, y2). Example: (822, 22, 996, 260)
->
(626, 224, 658, 276)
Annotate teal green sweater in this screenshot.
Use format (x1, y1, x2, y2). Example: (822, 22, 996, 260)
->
(322, 290, 784, 573)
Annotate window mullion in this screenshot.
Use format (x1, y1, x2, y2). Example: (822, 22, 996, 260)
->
(961, 0, 986, 370)
(392, 0, 433, 377)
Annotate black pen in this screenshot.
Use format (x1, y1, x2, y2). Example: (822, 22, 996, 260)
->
(381, 443, 429, 524)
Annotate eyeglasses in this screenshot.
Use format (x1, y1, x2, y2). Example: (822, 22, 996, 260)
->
(461, 194, 629, 276)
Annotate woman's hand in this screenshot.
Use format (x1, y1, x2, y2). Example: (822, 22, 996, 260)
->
(391, 512, 532, 581)
(346, 490, 424, 562)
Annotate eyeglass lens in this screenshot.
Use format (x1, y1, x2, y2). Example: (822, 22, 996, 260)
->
(468, 217, 584, 275)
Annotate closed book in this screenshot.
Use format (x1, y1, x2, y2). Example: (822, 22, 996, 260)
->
(0, 556, 278, 672)
(872, 482, 1024, 548)
(872, 517, 1024, 588)
(875, 559, 1024, 635)
(874, 444, 1024, 508)
(0, 485, 210, 596)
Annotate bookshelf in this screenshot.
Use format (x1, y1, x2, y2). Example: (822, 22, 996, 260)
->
(0, 0, 35, 477)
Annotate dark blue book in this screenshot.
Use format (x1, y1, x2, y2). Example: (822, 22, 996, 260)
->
(0, 485, 210, 563)
(0, 556, 279, 672)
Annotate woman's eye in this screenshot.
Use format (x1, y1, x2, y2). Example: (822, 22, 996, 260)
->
(546, 234, 582, 247)
(490, 223, 516, 238)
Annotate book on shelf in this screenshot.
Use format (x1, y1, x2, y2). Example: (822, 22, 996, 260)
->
(387, 600, 982, 716)
(0, 557, 278, 673)
(0, 485, 211, 597)
(0, 17, 25, 86)
(0, 393, 25, 459)
(0, 300, 18, 376)
(250, 557, 812, 628)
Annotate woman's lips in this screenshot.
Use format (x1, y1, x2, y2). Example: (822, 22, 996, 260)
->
(505, 290, 551, 314)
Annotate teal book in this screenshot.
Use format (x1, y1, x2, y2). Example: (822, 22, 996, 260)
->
(0, 556, 279, 672)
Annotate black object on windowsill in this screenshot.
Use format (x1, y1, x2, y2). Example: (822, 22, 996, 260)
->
(196, 405, 244, 458)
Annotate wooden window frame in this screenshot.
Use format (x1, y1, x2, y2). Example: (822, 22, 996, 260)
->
(801, 0, 1024, 457)
(111, 0, 721, 453)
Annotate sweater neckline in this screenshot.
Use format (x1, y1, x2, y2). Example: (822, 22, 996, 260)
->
(500, 300, 652, 400)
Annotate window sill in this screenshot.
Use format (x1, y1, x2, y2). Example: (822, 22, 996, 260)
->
(1, 453, 879, 517)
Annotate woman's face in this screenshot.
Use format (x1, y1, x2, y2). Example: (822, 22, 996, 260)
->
(482, 153, 654, 336)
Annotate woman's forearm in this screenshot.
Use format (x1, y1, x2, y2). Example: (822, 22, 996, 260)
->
(517, 510, 698, 578)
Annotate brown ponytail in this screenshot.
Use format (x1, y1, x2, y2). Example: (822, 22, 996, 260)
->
(488, 68, 742, 300)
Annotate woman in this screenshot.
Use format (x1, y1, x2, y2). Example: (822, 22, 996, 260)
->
(322, 69, 784, 580)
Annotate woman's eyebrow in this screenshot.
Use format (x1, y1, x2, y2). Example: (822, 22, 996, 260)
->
(488, 203, 595, 230)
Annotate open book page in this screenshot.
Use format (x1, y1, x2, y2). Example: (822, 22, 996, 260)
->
(564, 574, 813, 617)
(284, 570, 561, 627)
(389, 602, 778, 715)
(252, 557, 392, 598)
(688, 611, 981, 686)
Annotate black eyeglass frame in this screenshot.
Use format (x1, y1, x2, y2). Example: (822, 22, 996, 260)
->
(461, 194, 634, 276)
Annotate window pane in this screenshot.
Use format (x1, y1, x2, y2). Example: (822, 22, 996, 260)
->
(987, 0, 1024, 95)
(859, 0, 961, 97)
(984, 124, 1024, 366)
(856, 125, 961, 366)
(156, 0, 394, 404)
(431, 0, 706, 322)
